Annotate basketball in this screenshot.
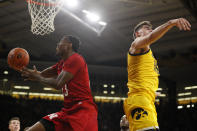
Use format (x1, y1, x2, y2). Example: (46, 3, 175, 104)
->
(7, 48, 29, 70)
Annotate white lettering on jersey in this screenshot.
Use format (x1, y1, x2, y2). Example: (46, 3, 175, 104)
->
(48, 113, 58, 120)
(62, 84, 68, 97)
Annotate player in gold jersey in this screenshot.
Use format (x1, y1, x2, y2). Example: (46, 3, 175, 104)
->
(124, 18, 191, 131)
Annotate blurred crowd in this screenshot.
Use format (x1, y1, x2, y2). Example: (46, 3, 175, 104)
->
(0, 95, 196, 131)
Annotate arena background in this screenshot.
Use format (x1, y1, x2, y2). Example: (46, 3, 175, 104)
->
(0, 0, 197, 130)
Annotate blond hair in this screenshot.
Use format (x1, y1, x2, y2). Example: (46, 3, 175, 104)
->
(133, 21, 152, 39)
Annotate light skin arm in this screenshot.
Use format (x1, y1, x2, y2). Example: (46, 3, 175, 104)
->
(21, 66, 73, 90)
(131, 18, 191, 50)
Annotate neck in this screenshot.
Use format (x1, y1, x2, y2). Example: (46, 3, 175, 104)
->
(62, 51, 75, 60)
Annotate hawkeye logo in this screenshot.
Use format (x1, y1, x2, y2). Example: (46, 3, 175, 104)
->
(131, 108, 148, 120)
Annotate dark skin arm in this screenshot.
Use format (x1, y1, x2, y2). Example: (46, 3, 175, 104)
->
(40, 67, 58, 78)
(21, 66, 73, 90)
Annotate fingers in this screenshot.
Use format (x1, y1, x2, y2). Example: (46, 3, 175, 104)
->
(180, 18, 190, 30)
(20, 67, 36, 81)
(21, 67, 30, 72)
(17, 69, 23, 73)
(21, 67, 31, 77)
(177, 18, 191, 31)
(21, 67, 35, 74)
(21, 71, 30, 77)
(180, 19, 187, 30)
(21, 72, 34, 81)
(184, 18, 191, 30)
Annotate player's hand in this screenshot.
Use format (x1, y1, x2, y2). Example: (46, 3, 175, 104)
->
(155, 92, 161, 98)
(170, 18, 191, 31)
(21, 65, 41, 81)
(120, 115, 129, 128)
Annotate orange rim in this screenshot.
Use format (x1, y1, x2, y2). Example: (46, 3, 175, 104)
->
(26, 0, 60, 6)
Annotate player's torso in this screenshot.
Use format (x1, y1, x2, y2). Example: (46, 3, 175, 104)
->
(56, 54, 93, 104)
(127, 49, 159, 98)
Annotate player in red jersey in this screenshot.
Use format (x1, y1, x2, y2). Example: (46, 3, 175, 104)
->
(21, 35, 98, 131)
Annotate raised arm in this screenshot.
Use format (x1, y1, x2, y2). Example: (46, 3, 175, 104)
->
(131, 18, 191, 50)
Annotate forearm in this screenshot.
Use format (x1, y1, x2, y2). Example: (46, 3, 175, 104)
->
(148, 20, 175, 44)
(38, 77, 60, 89)
(38, 71, 70, 90)
(21, 67, 71, 90)
(40, 67, 57, 78)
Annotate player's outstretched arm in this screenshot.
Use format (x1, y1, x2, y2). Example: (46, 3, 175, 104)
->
(132, 18, 191, 49)
(21, 66, 73, 90)
(38, 70, 73, 90)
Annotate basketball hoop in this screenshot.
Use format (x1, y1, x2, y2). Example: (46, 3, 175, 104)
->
(26, 0, 63, 35)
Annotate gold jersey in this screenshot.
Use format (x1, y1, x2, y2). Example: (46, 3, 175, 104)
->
(127, 49, 159, 99)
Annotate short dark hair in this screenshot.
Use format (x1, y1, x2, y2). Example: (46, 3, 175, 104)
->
(9, 117, 20, 124)
(62, 35, 81, 52)
(133, 21, 152, 39)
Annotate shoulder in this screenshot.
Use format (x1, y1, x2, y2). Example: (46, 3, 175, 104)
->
(69, 53, 82, 59)
(129, 43, 150, 55)
(129, 38, 141, 52)
(64, 53, 85, 66)
(64, 53, 80, 62)
(71, 53, 85, 62)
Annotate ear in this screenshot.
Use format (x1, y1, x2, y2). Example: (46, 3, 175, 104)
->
(135, 31, 140, 38)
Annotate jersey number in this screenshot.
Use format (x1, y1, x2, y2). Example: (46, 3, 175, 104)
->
(62, 84, 68, 97)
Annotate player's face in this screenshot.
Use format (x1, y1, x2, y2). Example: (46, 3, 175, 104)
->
(137, 25, 152, 37)
(56, 38, 71, 56)
(9, 120, 20, 131)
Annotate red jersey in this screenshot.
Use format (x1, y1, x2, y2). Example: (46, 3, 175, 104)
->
(52, 53, 94, 108)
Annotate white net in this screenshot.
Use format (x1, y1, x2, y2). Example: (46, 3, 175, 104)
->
(27, 0, 63, 35)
